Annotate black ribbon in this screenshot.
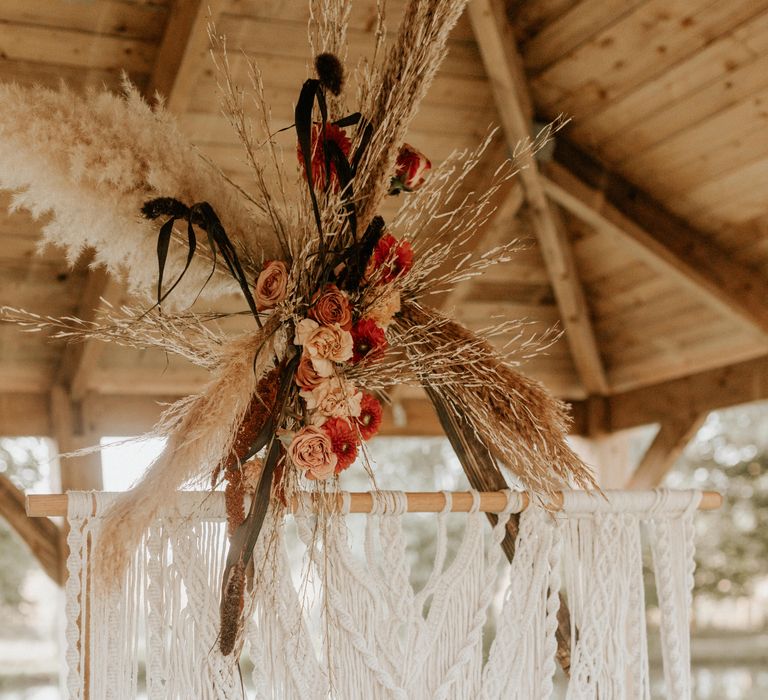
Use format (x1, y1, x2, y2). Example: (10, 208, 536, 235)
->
(142, 198, 261, 325)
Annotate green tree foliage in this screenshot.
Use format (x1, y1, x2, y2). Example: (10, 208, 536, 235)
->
(0, 438, 49, 608)
(666, 403, 768, 598)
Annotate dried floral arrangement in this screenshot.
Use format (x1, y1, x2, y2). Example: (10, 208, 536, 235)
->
(0, 0, 595, 663)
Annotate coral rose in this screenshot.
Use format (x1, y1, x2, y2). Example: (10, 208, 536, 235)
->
(351, 318, 388, 364)
(255, 260, 288, 311)
(357, 393, 383, 440)
(295, 353, 330, 390)
(288, 426, 337, 480)
(370, 233, 414, 284)
(309, 283, 352, 330)
(365, 288, 401, 328)
(323, 417, 359, 473)
(297, 122, 352, 191)
(294, 318, 353, 375)
(390, 143, 431, 193)
(302, 377, 362, 425)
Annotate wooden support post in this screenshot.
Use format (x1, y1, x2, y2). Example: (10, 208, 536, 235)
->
(0, 472, 62, 584)
(50, 385, 103, 492)
(627, 415, 707, 489)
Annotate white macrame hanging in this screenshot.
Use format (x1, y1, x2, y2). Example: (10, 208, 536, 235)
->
(64, 488, 701, 700)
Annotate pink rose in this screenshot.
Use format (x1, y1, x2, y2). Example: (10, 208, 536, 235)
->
(294, 319, 353, 375)
(255, 260, 288, 311)
(301, 377, 362, 426)
(391, 144, 431, 193)
(288, 426, 337, 480)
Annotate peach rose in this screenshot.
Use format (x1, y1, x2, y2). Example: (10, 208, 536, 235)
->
(288, 426, 337, 480)
(301, 377, 362, 425)
(255, 260, 288, 311)
(295, 352, 330, 390)
(365, 288, 401, 328)
(309, 284, 352, 330)
(294, 319, 353, 375)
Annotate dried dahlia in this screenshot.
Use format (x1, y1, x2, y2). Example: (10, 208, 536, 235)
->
(351, 318, 387, 364)
(297, 122, 352, 191)
(322, 417, 359, 473)
(372, 233, 414, 283)
(357, 393, 383, 440)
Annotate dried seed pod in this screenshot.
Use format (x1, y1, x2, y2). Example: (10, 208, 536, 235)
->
(211, 365, 281, 488)
(219, 560, 246, 656)
(315, 52, 344, 95)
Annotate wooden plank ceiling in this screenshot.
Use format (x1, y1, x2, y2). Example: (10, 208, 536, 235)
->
(0, 0, 767, 425)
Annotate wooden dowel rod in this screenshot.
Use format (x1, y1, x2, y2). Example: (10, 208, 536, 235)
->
(25, 490, 723, 518)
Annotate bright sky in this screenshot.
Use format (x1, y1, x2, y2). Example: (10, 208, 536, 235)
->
(100, 436, 166, 491)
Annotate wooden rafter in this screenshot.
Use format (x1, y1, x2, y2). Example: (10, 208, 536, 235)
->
(147, 0, 226, 113)
(543, 143, 768, 339)
(467, 0, 609, 396)
(0, 472, 62, 584)
(627, 415, 707, 489)
(53, 0, 227, 412)
(8, 354, 768, 444)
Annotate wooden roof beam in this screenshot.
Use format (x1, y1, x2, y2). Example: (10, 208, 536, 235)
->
(147, 0, 226, 114)
(467, 0, 609, 396)
(0, 472, 62, 584)
(543, 142, 768, 339)
(606, 354, 768, 433)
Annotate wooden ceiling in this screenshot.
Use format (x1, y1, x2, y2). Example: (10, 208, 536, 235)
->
(1, 0, 768, 436)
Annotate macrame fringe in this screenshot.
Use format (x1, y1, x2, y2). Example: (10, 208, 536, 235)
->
(66, 489, 701, 699)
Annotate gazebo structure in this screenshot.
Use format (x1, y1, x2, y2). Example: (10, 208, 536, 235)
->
(1, 0, 767, 587)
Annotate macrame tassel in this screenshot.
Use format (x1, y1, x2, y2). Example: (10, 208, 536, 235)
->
(563, 511, 649, 700)
(480, 505, 563, 700)
(647, 491, 701, 700)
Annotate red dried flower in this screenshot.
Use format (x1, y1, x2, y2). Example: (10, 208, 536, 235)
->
(372, 233, 414, 284)
(357, 393, 383, 440)
(322, 417, 359, 473)
(297, 122, 352, 191)
(391, 143, 431, 193)
(351, 318, 387, 364)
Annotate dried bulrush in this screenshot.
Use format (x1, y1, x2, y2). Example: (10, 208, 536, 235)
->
(315, 52, 344, 95)
(219, 560, 246, 656)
